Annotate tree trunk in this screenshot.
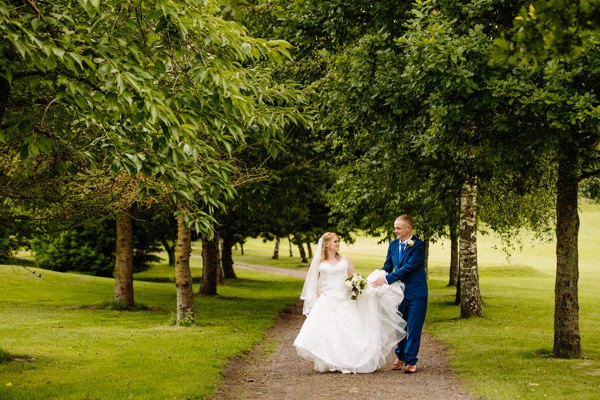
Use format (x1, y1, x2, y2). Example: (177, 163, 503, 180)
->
(423, 239, 429, 278)
(306, 242, 313, 259)
(161, 238, 176, 266)
(455, 277, 461, 306)
(217, 234, 224, 284)
(200, 235, 220, 296)
(449, 213, 459, 287)
(221, 234, 237, 280)
(0, 76, 10, 124)
(272, 236, 280, 259)
(288, 236, 293, 257)
(114, 211, 134, 306)
(553, 143, 581, 358)
(297, 242, 308, 263)
(459, 177, 483, 318)
(175, 202, 194, 324)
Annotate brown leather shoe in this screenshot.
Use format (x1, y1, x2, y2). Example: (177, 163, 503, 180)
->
(404, 364, 417, 373)
(392, 359, 404, 370)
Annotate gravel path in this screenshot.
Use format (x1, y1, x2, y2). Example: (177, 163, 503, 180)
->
(208, 263, 480, 400)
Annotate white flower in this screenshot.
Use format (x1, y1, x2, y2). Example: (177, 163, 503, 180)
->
(406, 239, 415, 248)
(345, 273, 367, 300)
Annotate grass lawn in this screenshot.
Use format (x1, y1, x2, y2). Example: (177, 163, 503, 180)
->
(1, 202, 598, 399)
(0, 257, 303, 400)
(423, 203, 600, 400)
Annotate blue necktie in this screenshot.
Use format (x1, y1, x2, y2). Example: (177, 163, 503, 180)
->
(399, 242, 405, 260)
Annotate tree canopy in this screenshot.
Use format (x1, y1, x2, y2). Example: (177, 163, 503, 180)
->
(1, 0, 307, 236)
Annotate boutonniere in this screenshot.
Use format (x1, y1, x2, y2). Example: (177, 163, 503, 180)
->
(406, 239, 415, 248)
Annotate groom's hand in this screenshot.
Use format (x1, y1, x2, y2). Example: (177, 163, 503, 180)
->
(371, 276, 388, 288)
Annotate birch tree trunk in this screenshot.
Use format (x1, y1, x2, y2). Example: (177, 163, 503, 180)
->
(175, 202, 194, 324)
(459, 177, 483, 318)
(554, 142, 581, 358)
(216, 234, 224, 284)
(449, 214, 459, 287)
(114, 211, 134, 306)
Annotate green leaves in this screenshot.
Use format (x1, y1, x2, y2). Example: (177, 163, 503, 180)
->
(493, 0, 600, 65)
(77, 0, 100, 18)
(1, 0, 309, 234)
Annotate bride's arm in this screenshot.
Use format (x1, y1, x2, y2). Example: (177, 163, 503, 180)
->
(316, 272, 322, 297)
(346, 256, 356, 275)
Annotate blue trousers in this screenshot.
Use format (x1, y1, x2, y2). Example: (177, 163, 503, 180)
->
(395, 296, 427, 366)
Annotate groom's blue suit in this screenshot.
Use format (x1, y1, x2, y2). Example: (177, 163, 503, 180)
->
(383, 236, 428, 367)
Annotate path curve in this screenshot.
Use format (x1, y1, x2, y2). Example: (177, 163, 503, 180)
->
(233, 261, 308, 279)
(208, 263, 480, 400)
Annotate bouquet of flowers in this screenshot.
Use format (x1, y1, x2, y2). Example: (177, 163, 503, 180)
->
(345, 273, 367, 300)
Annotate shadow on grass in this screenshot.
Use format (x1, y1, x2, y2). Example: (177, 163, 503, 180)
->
(66, 301, 159, 312)
(527, 348, 554, 359)
(482, 264, 545, 277)
(135, 276, 176, 283)
(0, 348, 12, 363)
(0, 262, 44, 279)
(134, 276, 292, 287)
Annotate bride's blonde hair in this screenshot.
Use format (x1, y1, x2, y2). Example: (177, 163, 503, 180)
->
(320, 232, 340, 261)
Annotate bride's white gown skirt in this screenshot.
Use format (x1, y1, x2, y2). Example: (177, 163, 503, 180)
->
(294, 262, 406, 374)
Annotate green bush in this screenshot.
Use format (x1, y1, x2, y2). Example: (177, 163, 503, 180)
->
(30, 218, 161, 277)
(0, 236, 18, 261)
(0, 202, 30, 261)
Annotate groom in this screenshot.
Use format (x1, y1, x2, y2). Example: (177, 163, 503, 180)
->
(372, 214, 428, 374)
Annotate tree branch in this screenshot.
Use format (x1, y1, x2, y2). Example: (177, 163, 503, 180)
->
(24, 0, 44, 20)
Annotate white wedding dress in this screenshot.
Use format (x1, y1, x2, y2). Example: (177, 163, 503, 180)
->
(293, 258, 406, 373)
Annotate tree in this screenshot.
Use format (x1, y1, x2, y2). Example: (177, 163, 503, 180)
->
(322, 0, 561, 318)
(459, 178, 483, 317)
(175, 201, 194, 324)
(1, 0, 308, 323)
(200, 233, 220, 296)
(491, 0, 600, 358)
(136, 205, 178, 267)
(114, 211, 134, 306)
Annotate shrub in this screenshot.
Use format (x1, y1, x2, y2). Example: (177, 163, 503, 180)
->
(31, 217, 161, 277)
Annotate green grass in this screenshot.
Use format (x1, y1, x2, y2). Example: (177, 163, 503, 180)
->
(424, 204, 600, 400)
(0, 261, 303, 400)
(1, 203, 599, 399)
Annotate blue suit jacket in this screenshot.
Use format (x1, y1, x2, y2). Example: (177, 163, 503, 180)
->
(383, 237, 428, 300)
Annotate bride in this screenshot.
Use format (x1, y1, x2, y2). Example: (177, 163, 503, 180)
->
(293, 232, 406, 373)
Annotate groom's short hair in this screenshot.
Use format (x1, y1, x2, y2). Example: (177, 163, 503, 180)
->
(396, 214, 413, 228)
